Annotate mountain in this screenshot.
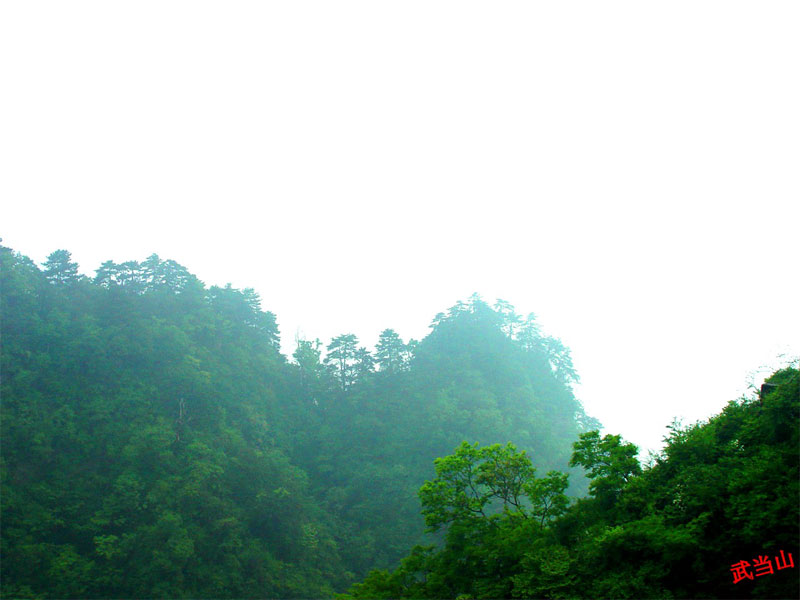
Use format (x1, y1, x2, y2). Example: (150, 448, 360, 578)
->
(343, 367, 799, 599)
(0, 244, 591, 598)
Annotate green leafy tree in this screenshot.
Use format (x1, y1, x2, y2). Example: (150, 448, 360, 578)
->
(375, 329, 412, 374)
(43, 249, 82, 285)
(325, 334, 361, 392)
(543, 336, 579, 385)
(493, 299, 522, 338)
(345, 442, 572, 599)
(570, 430, 641, 507)
(419, 442, 571, 532)
(93, 260, 145, 292)
(293, 337, 326, 401)
(354, 346, 375, 380)
(207, 284, 280, 350)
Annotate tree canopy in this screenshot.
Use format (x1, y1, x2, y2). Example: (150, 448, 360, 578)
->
(4, 242, 794, 599)
(1, 243, 594, 598)
(343, 367, 800, 600)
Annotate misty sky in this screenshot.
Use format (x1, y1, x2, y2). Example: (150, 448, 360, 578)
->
(2, 2, 798, 458)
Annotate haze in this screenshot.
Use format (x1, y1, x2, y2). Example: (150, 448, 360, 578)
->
(2, 1, 798, 456)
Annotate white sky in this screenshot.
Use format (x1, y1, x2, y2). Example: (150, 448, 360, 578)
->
(2, 1, 798, 457)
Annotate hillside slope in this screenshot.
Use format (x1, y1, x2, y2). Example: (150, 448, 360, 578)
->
(0, 244, 593, 598)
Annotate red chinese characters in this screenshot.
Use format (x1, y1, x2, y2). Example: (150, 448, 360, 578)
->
(731, 551, 795, 584)
(775, 549, 795, 571)
(730, 560, 753, 584)
(753, 555, 774, 576)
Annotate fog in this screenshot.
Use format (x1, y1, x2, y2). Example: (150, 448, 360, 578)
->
(2, 1, 798, 455)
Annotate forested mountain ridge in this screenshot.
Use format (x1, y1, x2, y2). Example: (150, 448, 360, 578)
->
(0, 244, 594, 599)
(342, 367, 799, 599)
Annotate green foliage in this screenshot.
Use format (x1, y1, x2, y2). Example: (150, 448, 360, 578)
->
(324, 333, 363, 392)
(8, 240, 797, 599)
(298, 294, 592, 580)
(42, 249, 83, 286)
(555, 373, 799, 599)
(345, 367, 800, 599)
(570, 430, 642, 509)
(1, 243, 592, 598)
(1, 244, 342, 598)
(346, 442, 573, 599)
(375, 328, 413, 374)
(419, 442, 569, 532)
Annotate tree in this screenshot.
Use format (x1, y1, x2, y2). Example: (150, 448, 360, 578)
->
(207, 284, 280, 350)
(325, 334, 360, 392)
(141, 253, 165, 291)
(94, 260, 122, 288)
(543, 337, 579, 385)
(354, 346, 375, 380)
(418, 442, 570, 532)
(526, 470, 570, 527)
(293, 337, 325, 400)
(43, 249, 82, 285)
(516, 312, 543, 351)
(160, 260, 202, 296)
(494, 299, 522, 339)
(93, 260, 145, 292)
(570, 431, 641, 505)
(374, 329, 410, 374)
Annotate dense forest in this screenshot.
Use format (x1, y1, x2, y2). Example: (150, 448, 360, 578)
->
(1, 243, 592, 598)
(343, 369, 799, 599)
(1, 243, 797, 599)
